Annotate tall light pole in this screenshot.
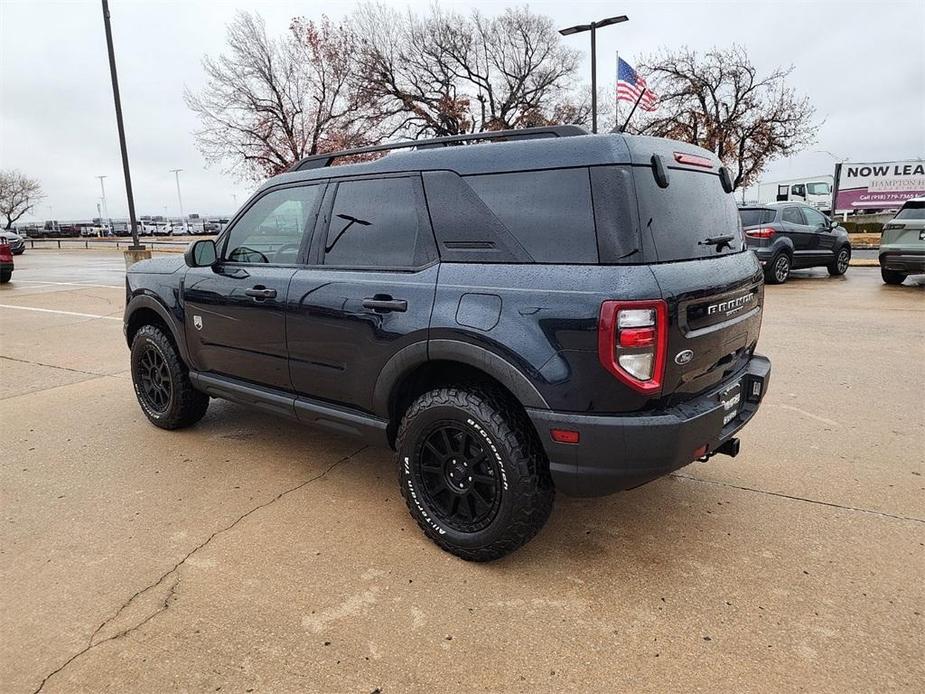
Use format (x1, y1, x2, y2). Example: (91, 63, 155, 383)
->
(559, 15, 628, 134)
(170, 168, 185, 231)
(96, 175, 110, 229)
(101, 0, 142, 250)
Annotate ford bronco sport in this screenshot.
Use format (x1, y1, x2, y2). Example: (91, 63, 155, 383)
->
(124, 126, 771, 561)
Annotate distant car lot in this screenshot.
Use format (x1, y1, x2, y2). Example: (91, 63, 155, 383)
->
(1, 250, 922, 692)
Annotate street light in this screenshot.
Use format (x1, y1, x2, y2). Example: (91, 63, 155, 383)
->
(101, 0, 142, 251)
(96, 175, 110, 231)
(559, 15, 628, 134)
(170, 168, 185, 231)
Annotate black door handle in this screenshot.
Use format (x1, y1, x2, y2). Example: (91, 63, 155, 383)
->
(245, 286, 277, 299)
(362, 296, 407, 313)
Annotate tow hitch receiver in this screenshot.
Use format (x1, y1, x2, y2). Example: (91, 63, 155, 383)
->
(696, 437, 741, 462)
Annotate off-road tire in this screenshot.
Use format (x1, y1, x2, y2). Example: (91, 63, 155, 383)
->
(881, 268, 906, 285)
(0, 269, 10, 284)
(828, 246, 850, 276)
(765, 252, 791, 284)
(396, 385, 554, 561)
(130, 324, 209, 429)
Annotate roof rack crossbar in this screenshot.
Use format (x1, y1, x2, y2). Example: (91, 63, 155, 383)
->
(288, 125, 588, 171)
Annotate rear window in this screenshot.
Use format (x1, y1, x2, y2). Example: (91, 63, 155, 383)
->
(633, 168, 743, 261)
(739, 208, 775, 227)
(464, 169, 598, 263)
(895, 201, 925, 220)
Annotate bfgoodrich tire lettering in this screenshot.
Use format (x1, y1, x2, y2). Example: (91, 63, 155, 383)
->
(396, 386, 554, 561)
(130, 324, 209, 429)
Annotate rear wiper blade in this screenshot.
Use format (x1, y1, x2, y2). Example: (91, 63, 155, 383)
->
(699, 234, 735, 251)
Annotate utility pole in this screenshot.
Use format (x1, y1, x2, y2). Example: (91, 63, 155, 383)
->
(101, 0, 144, 253)
(559, 15, 628, 134)
(170, 168, 185, 232)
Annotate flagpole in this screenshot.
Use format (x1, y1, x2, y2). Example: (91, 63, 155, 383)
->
(614, 51, 620, 133)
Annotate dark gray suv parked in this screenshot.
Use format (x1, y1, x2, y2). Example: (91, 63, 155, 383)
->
(124, 126, 771, 561)
(739, 202, 851, 284)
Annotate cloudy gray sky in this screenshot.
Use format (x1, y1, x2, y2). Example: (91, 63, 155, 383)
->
(2, 0, 923, 221)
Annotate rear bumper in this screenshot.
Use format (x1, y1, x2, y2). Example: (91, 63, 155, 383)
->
(528, 354, 771, 497)
(879, 250, 925, 274)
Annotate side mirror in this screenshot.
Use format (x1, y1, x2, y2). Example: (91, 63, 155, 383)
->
(185, 239, 217, 267)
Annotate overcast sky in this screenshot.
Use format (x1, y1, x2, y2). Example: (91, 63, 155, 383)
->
(1, 0, 923, 221)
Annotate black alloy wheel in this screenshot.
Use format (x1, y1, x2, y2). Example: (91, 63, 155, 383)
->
(415, 422, 502, 533)
(137, 344, 172, 413)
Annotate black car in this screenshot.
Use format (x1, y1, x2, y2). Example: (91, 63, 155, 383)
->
(124, 127, 771, 561)
(739, 202, 851, 284)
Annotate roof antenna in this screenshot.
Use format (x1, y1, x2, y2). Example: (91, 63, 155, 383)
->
(618, 89, 646, 133)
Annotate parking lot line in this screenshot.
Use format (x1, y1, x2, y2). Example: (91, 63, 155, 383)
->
(0, 303, 122, 321)
(10, 280, 124, 289)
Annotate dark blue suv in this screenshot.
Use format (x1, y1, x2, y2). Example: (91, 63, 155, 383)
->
(740, 202, 851, 284)
(124, 127, 771, 560)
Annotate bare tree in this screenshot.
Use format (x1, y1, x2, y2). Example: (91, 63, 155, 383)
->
(186, 12, 386, 179)
(354, 4, 586, 137)
(0, 170, 43, 230)
(631, 45, 819, 188)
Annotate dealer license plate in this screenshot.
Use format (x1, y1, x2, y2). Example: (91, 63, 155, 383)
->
(720, 382, 741, 426)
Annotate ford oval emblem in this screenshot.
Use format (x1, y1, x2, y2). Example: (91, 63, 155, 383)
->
(675, 349, 694, 365)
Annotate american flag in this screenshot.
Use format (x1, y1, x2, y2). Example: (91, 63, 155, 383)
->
(617, 57, 657, 112)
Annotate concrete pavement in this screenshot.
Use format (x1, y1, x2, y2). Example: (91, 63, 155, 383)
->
(1, 251, 923, 693)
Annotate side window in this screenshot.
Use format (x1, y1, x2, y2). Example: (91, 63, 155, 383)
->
(464, 169, 597, 263)
(323, 177, 427, 268)
(224, 186, 322, 264)
(802, 206, 827, 229)
(791, 184, 806, 197)
(782, 207, 805, 225)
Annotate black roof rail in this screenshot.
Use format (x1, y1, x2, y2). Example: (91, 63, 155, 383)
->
(288, 125, 589, 172)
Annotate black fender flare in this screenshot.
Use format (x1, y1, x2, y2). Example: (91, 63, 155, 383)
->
(371, 339, 549, 418)
(772, 237, 795, 258)
(124, 294, 190, 363)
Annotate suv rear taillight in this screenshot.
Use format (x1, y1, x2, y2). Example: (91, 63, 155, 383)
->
(598, 300, 667, 394)
(745, 227, 776, 239)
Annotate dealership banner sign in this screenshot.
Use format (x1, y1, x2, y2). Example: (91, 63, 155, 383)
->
(834, 160, 925, 211)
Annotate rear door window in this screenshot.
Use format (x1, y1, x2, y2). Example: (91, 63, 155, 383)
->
(801, 206, 828, 229)
(323, 177, 432, 268)
(464, 168, 598, 263)
(782, 207, 806, 225)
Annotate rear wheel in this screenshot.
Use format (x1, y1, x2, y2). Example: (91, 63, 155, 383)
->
(0, 269, 10, 284)
(765, 252, 791, 284)
(396, 385, 554, 561)
(881, 268, 906, 285)
(130, 324, 209, 429)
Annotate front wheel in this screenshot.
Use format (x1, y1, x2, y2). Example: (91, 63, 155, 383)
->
(828, 247, 850, 276)
(130, 324, 209, 429)
(881, 268, 906, 285)
(396, 386, 554, 561)
(765, 253, 791, 284)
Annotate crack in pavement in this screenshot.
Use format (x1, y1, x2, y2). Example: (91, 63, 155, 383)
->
(0, 354, 109, 377)
(671, 473, 925, 524)
(31, 444, 368, 694)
